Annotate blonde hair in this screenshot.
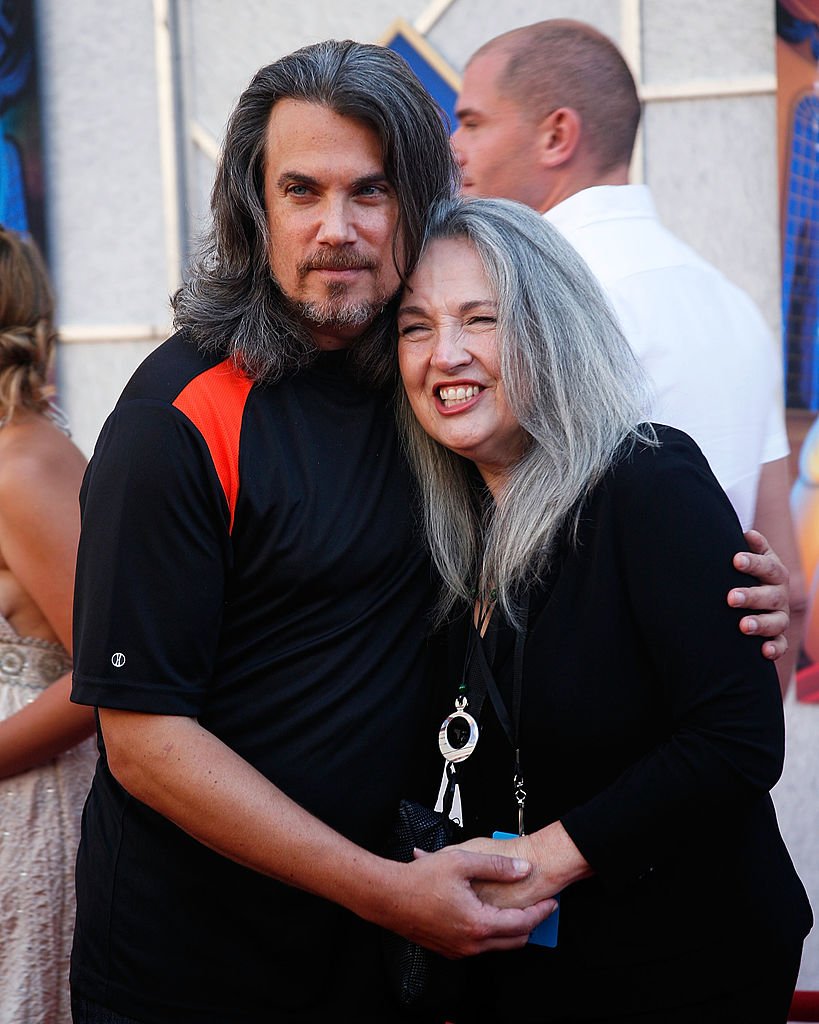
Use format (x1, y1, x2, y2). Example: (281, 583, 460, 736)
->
(0, 227, 57, 421)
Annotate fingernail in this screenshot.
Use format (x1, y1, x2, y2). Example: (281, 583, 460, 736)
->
(513, 858, 530, 873)
(730, 589, 746, 606)
(745, 618, 758, 633)
(736, 554, 750, 570)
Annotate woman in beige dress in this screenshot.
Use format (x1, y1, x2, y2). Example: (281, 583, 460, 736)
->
(0, 226, 97, 1024)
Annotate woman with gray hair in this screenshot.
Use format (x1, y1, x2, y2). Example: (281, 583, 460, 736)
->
(396, 197, 811, 1022)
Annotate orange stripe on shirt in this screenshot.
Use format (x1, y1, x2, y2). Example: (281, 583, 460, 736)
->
(172, 359, 253, 533)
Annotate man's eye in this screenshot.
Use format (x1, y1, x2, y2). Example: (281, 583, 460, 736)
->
(358, 184, 386, 198)
(286, 184, 310, 197)
(467, 316, 496, 327)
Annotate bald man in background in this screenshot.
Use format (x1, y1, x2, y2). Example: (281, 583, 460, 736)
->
(453, 19, 804, 692)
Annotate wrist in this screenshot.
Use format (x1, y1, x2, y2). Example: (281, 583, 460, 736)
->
(334, 850, 410, 930)
(526, 821, 593, 895)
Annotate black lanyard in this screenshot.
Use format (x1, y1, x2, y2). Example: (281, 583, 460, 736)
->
(463, 594, 530, 834)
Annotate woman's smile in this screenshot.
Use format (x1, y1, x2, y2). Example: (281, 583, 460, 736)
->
(398, 237, 527, 492)
(435, 381, 485, 412)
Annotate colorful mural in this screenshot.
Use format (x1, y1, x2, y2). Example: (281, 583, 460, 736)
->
(778, 0, 819, 700)
(0, 0, 46, 252)
(779, 2, 819, 410)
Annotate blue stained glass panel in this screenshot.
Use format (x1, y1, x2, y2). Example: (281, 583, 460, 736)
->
(783, 93, 819, 410)
(387, 33, 458, 133)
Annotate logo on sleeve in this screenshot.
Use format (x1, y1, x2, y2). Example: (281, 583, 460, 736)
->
(111, 652, 126, 668)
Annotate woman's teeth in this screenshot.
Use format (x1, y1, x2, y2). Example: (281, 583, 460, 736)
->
(438, 385, 481, 408)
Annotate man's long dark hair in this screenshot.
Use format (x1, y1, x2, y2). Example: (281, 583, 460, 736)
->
(172, 39, 458, 386)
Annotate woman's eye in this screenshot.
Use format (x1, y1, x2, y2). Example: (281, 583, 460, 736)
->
(467, 316, 496, 328)
(398, 323, 428, 338)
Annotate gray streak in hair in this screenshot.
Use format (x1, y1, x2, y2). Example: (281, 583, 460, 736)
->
(396, 197, 655, 624)
(172, 39, 457, 387)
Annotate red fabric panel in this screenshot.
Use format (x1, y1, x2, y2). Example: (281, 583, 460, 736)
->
(173, 359, 253, 533)
(790, 991, 819, 1022)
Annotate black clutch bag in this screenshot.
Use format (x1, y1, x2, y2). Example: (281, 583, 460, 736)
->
(381, 798, 463, 1009)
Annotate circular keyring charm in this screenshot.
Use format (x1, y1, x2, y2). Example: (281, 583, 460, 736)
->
(438, 704, 480, 763)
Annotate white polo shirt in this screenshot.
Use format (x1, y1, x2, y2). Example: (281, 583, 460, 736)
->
(545, 184, 788, 530)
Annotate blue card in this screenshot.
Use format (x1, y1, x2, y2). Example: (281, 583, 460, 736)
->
(493, 830, 559, 947)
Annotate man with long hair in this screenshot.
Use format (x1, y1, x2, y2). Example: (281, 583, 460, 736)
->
(68, 36, 789, 1024)
(67, 41, 553, 1024)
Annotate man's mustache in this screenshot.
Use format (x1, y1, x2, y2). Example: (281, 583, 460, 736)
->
(298, 251, 378, 278)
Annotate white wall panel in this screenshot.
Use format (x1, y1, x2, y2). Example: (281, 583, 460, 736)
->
(37, 1, 170, 328)
(645, 94, 780, 334)
(642, 0, 775, 85)
(427, 0, 621, 68)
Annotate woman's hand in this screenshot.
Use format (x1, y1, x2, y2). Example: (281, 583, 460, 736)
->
(426, 822, 593, 911)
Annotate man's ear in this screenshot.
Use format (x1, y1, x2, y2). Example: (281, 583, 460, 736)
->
(537, 107, 581, 169)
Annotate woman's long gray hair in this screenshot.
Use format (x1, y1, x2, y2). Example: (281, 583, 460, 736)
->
(396, 197, 655, 624)
(173, 39, 457, 387)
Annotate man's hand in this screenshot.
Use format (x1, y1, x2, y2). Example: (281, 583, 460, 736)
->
(388, 847, 557, 958)
(99, 710, 556, 960)
(442, 836, 557, 911)
(419, 822, 591, 922)
(728, 529, 790, 660)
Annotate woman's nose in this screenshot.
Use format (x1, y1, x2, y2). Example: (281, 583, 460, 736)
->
(431, 328, 471, 370)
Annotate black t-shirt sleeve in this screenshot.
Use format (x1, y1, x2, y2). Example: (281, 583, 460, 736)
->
(71, 399, 232, 714)
(560, 431, 784, 881)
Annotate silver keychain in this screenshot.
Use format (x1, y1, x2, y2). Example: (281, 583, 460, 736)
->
(514, 755, 527, 836)
(438, 695, 479, 763)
